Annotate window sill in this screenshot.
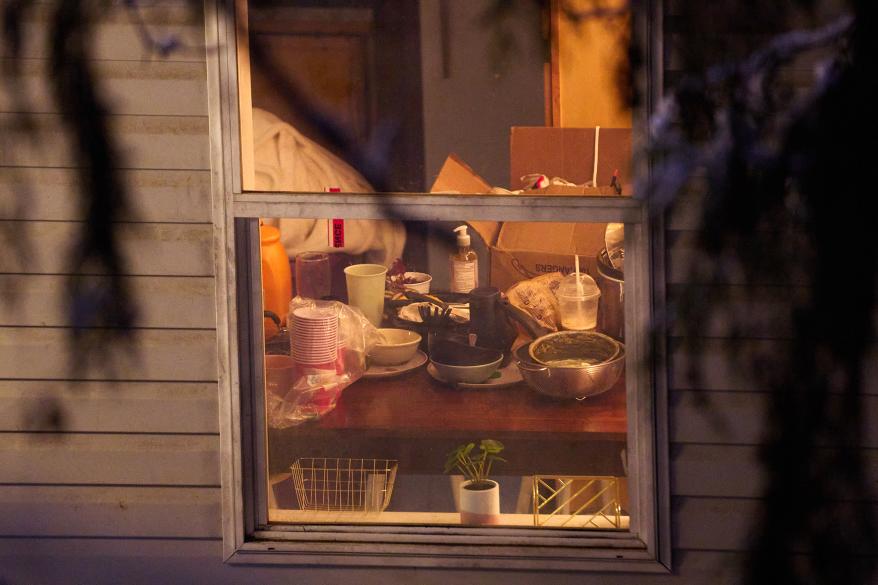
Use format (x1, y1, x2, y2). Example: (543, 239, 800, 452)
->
(268, 508, 630, 529)
(227, 528, 669, 573)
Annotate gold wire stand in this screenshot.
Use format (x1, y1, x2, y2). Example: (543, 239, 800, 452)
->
(532, 475, 622, 528)
(291, 457, 398, 512)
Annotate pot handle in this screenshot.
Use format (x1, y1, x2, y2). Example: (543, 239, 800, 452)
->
(516, 360, 548, 373)
(263, 310, 281, 328)
(500, 299, 552, 339)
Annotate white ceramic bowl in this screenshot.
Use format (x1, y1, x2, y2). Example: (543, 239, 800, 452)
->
(369, 328, 422, 366)
(431, 355, 503, 385)
(402, 272, 432, 293)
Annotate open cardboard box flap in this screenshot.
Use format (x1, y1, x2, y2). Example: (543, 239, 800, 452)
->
(430, 153, 493, 194)
(429, 153, 500, 246)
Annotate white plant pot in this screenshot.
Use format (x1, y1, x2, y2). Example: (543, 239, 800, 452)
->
(459, 479, 501, 525)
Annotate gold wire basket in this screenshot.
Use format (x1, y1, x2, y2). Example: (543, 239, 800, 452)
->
(291, 457, 398, 512)
(532, 475, 623, 528)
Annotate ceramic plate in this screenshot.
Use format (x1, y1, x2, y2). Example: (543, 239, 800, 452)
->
(363, 350, 428, 379)
(426, 361, 523, 389)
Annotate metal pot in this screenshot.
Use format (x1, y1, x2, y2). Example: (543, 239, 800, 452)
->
(514, 341, 625, 400)
(596, 248, 624, 341)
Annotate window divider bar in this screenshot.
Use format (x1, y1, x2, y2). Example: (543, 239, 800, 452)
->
(232, 192, 644, 223)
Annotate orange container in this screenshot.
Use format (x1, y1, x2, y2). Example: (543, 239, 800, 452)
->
(260, 225, 292, 338)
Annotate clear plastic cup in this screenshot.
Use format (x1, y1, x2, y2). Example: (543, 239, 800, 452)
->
(557, 273, 601, 330)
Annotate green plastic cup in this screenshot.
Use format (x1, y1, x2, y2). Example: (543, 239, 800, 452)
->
(343, 263, 387, 326)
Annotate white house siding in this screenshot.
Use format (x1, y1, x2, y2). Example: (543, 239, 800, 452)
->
(0, 2, 874, 584)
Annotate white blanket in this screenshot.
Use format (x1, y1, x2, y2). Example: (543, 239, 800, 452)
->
(253, 108, 405, 266)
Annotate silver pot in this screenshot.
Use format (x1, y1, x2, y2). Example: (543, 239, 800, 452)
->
(596, 248, 624, 341)
(514, 341, 625, 400)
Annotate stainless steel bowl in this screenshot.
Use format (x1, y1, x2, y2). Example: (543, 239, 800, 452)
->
(514, 341, 625, 400)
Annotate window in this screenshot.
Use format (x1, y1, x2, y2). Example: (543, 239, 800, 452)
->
(207, 0, 669, 571)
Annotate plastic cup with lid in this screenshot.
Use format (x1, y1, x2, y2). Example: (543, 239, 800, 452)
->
(557, 272, 601, 330)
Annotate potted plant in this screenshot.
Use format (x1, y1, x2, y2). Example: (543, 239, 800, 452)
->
(444, 439, 506, 525)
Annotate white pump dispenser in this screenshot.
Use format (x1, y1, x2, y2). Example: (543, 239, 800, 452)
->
(450, 225, 478, 293)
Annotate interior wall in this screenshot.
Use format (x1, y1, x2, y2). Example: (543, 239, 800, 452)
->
(556, 0, 632, 128)
(419, 0, 545, 285)
(419, 0, 545, 190)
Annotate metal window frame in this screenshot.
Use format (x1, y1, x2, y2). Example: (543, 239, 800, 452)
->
(205, 0, 670, 572)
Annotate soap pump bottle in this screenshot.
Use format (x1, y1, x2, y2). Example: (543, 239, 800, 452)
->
(450, 225, 478, 293)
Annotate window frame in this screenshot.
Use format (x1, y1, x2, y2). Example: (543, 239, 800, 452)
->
(205, 0, 670, 571)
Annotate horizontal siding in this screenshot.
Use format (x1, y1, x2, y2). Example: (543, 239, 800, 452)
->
(672, 444, 878, 499)
(0, 59, 207, 116)
(0, 222, 214, 276)
(670, 390, 878, 449)
(0, 540, 746, 585)
(666, 231, 809, 286)
(0, 327, 217, 381)
(9, 2, 206, 63)
(0, 113, 210, 170)
(670, 338, 783, 392)
(0, 433, 219, 486)
(668, 284, 797, 339)
(0, 485, 220, 538)
(0, 380, 218, 434)
(0, 2, 232, 583)
(0, 168, 212, 222)
(0, 275, 216, 328)
(674, 497, 878, 553)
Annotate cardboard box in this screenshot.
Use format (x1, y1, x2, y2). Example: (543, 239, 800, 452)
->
(429, 153, 613, 293)
(489, 222, 606, 292)
(509, 127, 632, 190)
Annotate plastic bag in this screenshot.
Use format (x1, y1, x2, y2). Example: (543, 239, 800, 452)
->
(266, 297, 379, 428)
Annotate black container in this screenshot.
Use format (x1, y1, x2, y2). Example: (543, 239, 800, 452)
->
(468, 286, 518, 363)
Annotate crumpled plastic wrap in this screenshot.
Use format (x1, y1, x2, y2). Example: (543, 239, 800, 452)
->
(266, 297, 379, 429)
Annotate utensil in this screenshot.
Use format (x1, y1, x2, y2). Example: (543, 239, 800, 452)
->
(557, 273, 601, 331)
(290, 305, 339, 365)
(363, 350, 428, 379)
(429, 355, 504, 385)
(426, 360, 522, 389)
(368, 328, 422, 366)
(515, 342, 625, 400)
(344, 263, 387, 326)
(295, 251, 331, 299)
(402, 272, 432, 294)
(263, 310, 290, 355)
(265, 354, 295, 397)
(418, 304, 452, 329)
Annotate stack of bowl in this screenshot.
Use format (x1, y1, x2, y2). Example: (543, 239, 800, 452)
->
(290, 306, 339, 367)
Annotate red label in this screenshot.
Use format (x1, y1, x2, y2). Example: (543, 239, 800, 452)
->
(330, 219, 345, 248)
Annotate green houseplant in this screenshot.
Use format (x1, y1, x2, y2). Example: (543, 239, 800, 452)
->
(444, 440, 506, 525)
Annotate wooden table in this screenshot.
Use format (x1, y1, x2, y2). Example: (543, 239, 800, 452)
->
(268, 365, 627, 476)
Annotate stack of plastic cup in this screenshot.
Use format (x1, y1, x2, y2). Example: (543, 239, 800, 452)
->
(290, 306, 339, 367)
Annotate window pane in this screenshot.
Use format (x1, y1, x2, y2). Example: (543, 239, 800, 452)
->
(240, 0, 633, 195)
(258, 217, 629, 529)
